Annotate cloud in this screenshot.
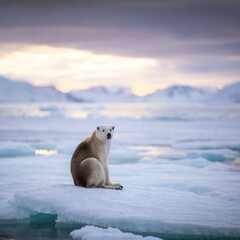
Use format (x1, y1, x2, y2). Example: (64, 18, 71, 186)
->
(1, 0, 240, 49)
(0, 44, 158, 93)
(0, 0, 239, 88)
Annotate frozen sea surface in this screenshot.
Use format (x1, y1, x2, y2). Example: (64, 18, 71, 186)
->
(0, 102, 240, 239)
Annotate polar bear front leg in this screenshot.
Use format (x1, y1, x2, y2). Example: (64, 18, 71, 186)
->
(101, 183, 123, 190)
(102, 163, 123, 190)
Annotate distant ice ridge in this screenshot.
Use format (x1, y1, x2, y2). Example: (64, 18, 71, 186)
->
(70, 226, 161, 240)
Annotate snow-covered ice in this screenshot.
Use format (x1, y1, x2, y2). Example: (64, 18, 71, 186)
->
(0, 102, 240, 239)
(1, 155, 239, 236)
(70, 226, 161, 240)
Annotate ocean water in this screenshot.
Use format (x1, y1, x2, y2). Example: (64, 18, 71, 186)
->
(0, 102, 240, 240)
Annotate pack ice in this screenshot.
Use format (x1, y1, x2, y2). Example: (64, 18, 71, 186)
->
(0, 103, 240, 239)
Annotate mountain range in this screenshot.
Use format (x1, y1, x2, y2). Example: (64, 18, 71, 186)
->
(0, 76, 68, 102)
(0, 76, 239, 104)
(68, 86, 136, 102)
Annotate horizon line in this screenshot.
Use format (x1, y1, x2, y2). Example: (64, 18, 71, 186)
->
(1, 75, 238, 97)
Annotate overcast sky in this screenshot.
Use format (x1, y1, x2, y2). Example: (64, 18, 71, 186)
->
(0, 0, 239, 94)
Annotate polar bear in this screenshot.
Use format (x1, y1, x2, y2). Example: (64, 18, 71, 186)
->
(70, 126, 123, 190)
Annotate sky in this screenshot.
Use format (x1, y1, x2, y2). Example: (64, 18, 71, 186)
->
(0, 0, 240, 95)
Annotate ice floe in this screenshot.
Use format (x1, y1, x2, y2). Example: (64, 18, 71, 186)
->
(0, 156, 239, 237)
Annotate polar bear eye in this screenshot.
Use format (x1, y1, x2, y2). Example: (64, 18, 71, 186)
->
(110, 129, 112, 132)
(102, 130, 105, 132)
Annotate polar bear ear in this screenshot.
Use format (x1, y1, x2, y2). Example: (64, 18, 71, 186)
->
(97, 126, 100, 130)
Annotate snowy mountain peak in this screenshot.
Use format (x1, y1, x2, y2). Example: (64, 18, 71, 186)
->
(108, 87, 133, 96)
(144, 84, 214, 103)
(81, 86, 108, 94)
(166, 85, 205, 97)
(213, 81, 240, 103)
(0, 76, 68, 102)
(68, 86, 137, 102)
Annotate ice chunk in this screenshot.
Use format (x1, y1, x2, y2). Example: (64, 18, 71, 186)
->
(0, 142, 35, 157)
(187, 149, 237, 162)
(70, 226, 161, 240)
(35, 149, 58, 156)
(0, 141, 59, 158)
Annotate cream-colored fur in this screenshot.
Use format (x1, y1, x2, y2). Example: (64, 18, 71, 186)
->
(70, 126, 123, 190)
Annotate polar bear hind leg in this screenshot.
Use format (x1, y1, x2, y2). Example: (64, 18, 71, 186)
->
(79, 158, 105, 187)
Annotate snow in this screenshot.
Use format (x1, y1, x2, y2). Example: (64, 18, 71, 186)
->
(70, 226, 161, 240)
(0, 102, 240, 239)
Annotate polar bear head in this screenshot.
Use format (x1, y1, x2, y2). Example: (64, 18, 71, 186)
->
(95, 125, 115, 142)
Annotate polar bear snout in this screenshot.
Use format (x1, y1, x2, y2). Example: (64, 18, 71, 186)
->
(107, 133, 112, 140)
